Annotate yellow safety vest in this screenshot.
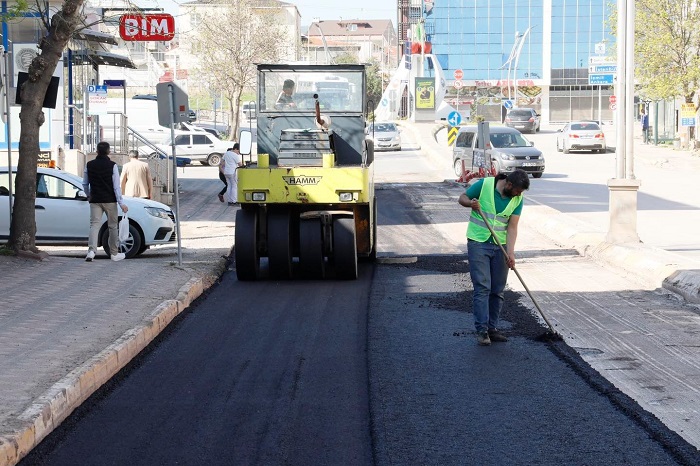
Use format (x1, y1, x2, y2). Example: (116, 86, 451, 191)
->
(467, 177, 522, 244)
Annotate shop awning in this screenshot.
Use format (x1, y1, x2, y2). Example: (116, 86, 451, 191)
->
(71, 50, 136, 69)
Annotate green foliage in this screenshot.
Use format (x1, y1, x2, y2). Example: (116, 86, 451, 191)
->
(0, 245, 15, 256)
(611, 0, 700, 102)
(366, 61, 384, 114)
(334, 53, 359, 64)
(474, 115, 485, 122)
(0, 0, 29, 21)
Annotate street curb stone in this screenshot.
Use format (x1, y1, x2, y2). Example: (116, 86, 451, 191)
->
(0, 256, 228, 466)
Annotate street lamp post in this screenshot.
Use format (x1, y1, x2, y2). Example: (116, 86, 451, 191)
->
(607, 0, 640, 244)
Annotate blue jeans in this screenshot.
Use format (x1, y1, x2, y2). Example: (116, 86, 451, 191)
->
(468, 239, 509, 333)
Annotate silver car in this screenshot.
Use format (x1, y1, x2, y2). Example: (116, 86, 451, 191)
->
(556, 121, 607, 153)
(452, 126, 545, 178)
(367, 122, 401, 151)
(0, 167, 176, 258)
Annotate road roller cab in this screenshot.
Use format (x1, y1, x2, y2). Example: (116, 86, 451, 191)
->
(235, 63, 376, 280)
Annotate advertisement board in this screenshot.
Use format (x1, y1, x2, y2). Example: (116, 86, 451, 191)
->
(415, 77, 435, 110)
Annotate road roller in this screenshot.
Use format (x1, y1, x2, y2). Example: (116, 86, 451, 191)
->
(235, 63, 376, 280)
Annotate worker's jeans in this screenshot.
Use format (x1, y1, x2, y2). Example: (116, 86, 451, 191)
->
(88, 202, 119, 256)
(468, 239, 509, 333)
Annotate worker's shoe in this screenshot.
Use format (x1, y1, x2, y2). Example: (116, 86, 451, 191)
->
(476, 332, 491, 346)
(218, 194, 224, 203)
(111, 253, 126, 262)
(488, 329, 508, 343)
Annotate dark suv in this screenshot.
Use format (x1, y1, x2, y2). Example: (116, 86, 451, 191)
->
(505, 108, 541, 133)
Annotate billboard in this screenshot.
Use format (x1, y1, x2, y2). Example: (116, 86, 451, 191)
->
(415, 77, 435, 110)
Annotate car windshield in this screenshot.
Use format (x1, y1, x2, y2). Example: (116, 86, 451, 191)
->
(489, 132, 530, 148)
(259, 69, 364, 113)
(509, 110, 533, 118)
(571, 122, 601, 131)
(374, 123, 396, 132)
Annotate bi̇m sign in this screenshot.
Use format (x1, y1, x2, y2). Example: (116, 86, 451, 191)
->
(119, 14, 175, 41)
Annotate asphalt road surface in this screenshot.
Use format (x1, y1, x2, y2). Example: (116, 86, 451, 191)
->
(21, 181, 699, 465)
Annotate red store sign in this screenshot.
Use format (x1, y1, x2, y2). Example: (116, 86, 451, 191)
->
(119, 14, 175, 41)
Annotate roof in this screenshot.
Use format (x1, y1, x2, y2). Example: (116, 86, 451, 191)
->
(308, 19, 393, 37)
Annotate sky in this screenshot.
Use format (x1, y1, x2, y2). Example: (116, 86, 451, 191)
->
(143, 0, 397, 27)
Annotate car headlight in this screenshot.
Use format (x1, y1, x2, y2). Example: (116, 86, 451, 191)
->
(499, 153, 515, 161)
(339, 192, 354, 202)
(145, 206, 172, 219)
(252, 192, 266, 201)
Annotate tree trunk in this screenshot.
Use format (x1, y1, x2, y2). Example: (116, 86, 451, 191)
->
(7, 0, 85, 253)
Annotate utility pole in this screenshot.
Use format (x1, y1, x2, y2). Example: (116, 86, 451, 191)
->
(607, 0, 640, 244)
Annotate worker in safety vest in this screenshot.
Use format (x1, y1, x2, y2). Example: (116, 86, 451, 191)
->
(458, 169, 530, 346)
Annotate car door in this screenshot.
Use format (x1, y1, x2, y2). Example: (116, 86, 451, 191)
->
(172, 134, 194, 158)
(0, 171, 12, 240)
(34, 173, 90, 241)
(191, 134, 216, 157)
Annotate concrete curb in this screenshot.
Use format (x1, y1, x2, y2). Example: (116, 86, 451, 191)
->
(0, 256, 229, 466)
(401, 120, 700, 306)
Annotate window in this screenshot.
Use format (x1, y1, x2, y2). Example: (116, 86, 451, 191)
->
(174, 135, 190, 145)
(192, 134, 211, 145)
(456, 131, 474, 148)
(0, 172, 9, 195)
(36, 174, 81, 199)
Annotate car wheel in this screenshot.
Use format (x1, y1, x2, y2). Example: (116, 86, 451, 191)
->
(532, 172, 543, 178)
(207, 153, 222, 166)
(101, 222, 142, 259)
(454, 159, 463, 177)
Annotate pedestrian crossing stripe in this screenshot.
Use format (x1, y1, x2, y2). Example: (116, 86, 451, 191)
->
(448, 126, 459, 146)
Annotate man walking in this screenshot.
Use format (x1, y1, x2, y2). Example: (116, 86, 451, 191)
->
(83, 141, 129, 262)
(120, 150, 153, 199)
(641, 107, 650, 144)
(221, 143, 243, 206)
(458, 170, 530, 346)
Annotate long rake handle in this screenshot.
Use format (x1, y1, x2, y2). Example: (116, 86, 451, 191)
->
(475, 207, 558, 334)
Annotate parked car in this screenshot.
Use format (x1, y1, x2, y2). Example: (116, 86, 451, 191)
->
(556, 121, 607, 153)
(138, 130, 230, 166)
(452, 126, 544, 178)
(0, 167, 176, 258)
(504, 108, 541, 133)
(366, 121, 401, 151)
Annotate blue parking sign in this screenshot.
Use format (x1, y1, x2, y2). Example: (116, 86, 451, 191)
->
(448, 111, 462, 126)
(504, 100, 514, 109)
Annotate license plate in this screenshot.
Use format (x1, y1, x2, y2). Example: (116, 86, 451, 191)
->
(521, 162, 537, 167)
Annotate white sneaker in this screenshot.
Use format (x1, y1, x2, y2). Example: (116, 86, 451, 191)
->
(85, 250, 95, 262)
(111, 253, 126, 262)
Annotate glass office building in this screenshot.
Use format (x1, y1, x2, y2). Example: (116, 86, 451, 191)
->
(427, 0, 614, 123)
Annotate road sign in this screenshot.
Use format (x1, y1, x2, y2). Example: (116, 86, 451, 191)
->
(589, 56, 614, 65)
(503, 100, 514, 109)
(609, 95, 617, 104)
(453, 80, 463, 89)
(588, 64, 617, 73)
(87, 84, 108, 116)
(454, 69, 463, 80)
(156, 81, 190, 126)
(588, 74, 614, 85)
(448, 126, 459, 146)
(609, 103, 617, 111)
(447, 111, 462, 127)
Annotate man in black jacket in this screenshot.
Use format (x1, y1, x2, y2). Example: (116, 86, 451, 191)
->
(82, 141, 129, 262)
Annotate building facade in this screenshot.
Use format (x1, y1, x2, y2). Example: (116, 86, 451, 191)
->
(418, 0, 615, 124)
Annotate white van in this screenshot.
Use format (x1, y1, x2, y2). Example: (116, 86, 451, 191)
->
(101, 98, 171, 148)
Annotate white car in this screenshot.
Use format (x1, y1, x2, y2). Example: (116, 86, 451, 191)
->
(138, 130, 231, 166)
(0, 167, 176, 259)
(366, 121, 401, 151)
(556, 121, 607, 153)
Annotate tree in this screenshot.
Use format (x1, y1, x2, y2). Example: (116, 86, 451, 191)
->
(7, 0, 86, 254)
(188, 0, 287, 141)
(366, 61, 384, 114)
(629, 1, 700, 104)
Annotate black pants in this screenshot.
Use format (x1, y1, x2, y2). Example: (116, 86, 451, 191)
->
(219, 171, 227, 196)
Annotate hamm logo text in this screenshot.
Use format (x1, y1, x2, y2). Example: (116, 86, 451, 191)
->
(282, 175, 322, 186)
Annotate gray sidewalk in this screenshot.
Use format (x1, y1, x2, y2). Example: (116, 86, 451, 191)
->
(0, 168, 234, 465)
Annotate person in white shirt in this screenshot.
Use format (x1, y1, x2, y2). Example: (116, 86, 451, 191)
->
(221, 144, 243, 205)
